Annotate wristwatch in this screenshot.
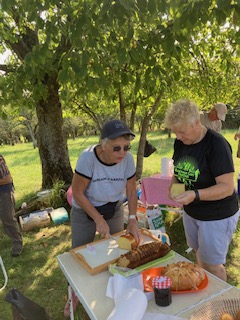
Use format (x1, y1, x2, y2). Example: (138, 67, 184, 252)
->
(128, 215, 137, 220)
(194, 189, 200, 202)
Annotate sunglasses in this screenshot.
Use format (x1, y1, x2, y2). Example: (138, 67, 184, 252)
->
(112, 145, 131, 152)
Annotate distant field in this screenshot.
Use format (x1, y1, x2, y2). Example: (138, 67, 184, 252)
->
(1, 128, 240, 207)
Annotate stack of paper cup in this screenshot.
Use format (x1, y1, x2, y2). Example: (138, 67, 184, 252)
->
(161, 158, 173, 177)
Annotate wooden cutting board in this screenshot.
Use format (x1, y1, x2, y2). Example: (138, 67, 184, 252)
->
(70, 228, 163, 275)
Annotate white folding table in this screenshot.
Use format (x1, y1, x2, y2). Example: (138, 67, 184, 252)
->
(57, 251, 239, 320)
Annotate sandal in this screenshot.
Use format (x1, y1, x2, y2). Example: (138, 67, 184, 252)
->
(64, 289, 79, 318)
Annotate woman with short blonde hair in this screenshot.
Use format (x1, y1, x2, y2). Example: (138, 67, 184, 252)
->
(165, 99, 239, 282)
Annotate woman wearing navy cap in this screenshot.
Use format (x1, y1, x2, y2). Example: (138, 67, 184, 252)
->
(64, 119, 141, 317)
(71, 119, 141, 247)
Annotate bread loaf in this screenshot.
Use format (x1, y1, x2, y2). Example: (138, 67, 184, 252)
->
(117, 234, 137, 250)
(116, 242, 171, 269)
(161, 261, 205, 291)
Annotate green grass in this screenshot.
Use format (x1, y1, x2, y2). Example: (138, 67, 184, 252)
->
(0, 129, 240, 319)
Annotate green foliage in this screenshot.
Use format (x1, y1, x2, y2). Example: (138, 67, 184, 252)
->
(0, 1, 239, 119)
(39, 180, 68, 210)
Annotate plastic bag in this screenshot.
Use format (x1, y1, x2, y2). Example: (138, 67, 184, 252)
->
(146, 205, 166, 233)
(5, 288, 50, 320)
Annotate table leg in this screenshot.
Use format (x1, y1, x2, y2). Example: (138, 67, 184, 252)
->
(0, 256, 8, 292)
(68, 285, 74, 320)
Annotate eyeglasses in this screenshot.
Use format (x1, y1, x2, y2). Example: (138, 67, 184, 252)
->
(113, 145, 131, 152)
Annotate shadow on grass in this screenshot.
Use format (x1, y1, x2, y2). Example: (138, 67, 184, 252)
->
(1, 205, 239, 319)
(0, 223, 74, 320)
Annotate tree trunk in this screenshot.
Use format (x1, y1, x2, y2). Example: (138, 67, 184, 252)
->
(136, 92, 164, 181)
(25, 121, 37, 148)
(136, 115, 150, 181)
(119, 84, 126, 121)
(36, 75, 73, 189)
(130, 101, 137, 132)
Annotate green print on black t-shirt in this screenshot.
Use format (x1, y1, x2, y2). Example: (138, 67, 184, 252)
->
(174, 156, 200, 188)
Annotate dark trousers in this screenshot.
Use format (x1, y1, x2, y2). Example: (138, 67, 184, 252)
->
(0, 191, 22, 245)
(71, 200, 124, 248)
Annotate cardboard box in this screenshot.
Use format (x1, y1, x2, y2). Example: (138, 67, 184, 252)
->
(19, 208, 53, 232)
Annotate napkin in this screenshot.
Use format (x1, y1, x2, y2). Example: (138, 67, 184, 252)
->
(106, 274, 185, 320)
(106, 273, 144, 302)
(106, 285, 184, 320)
(107, 288, 147, 320)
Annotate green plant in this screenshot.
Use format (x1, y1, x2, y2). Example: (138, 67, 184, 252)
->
(43, 180, 69, 210)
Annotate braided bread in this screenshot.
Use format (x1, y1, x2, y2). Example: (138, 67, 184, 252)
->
(116, 241, 171, 269)
(161, 261, 205, 291)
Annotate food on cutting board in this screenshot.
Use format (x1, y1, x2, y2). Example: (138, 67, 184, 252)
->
(116, 241, 171, 269)
(161, 261, 205, 291)
(117, 233, 137, 250)
(170, 183, 185, 197)
(220, 313, 234, 320)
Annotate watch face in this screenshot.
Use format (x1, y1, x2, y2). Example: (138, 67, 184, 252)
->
(129, 215, 137, 220)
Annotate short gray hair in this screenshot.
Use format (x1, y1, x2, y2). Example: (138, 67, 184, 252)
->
(164, 99, 200, 129)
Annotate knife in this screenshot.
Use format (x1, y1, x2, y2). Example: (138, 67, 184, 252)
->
(109, 234, 117, 241)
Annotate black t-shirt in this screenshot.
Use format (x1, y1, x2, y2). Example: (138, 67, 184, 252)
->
(173, 129, 238, 220)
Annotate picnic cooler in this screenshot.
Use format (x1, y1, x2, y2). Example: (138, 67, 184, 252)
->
(50, 207, 69, 224)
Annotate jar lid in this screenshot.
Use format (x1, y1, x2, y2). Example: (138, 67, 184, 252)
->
(152, 276, 172, 289)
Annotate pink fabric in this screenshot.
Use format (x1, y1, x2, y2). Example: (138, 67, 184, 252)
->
(140, 174, 183, 207)
(67, 186, 73, 206)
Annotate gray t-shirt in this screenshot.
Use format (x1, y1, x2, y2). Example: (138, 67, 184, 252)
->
(72, 145, 136, 208)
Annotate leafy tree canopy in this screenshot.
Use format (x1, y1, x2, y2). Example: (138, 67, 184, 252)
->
(0, 0, 240, 183)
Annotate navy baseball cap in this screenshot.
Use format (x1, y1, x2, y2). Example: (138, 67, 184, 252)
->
(101, 120, 135, 140)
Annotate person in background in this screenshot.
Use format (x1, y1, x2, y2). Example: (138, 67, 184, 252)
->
(234, 128, 240, 158)
(64, 119, 141, 318)
(0, 155, 23, 257)
(200, 102, 227, 133)
(234, 130, 240, 141)
(164, 99, 239, 282)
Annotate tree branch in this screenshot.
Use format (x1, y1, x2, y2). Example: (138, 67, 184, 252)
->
(0, 64, 9, 73)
